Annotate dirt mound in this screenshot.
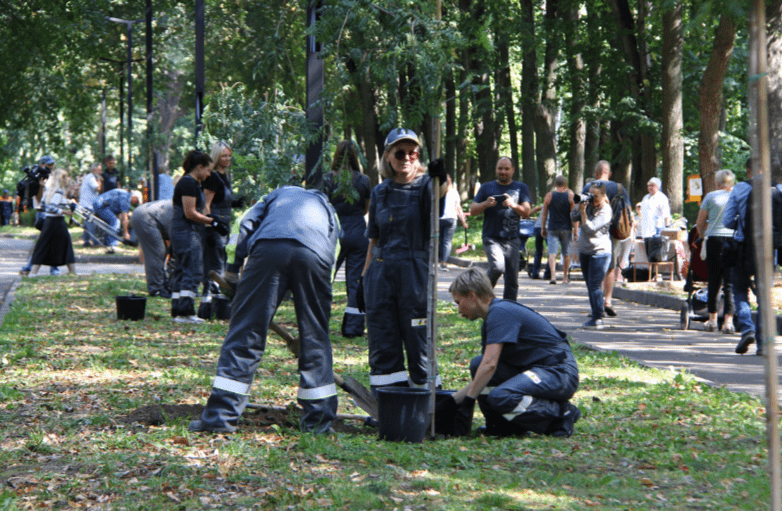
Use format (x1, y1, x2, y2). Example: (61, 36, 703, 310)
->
(122, 403, 373, 435)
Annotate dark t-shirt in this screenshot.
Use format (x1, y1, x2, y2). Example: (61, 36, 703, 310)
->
(201, 171, 231, 206)
(103, 169, 120, 192)
(173, 175, 204, 210)
(473, 180, 531, 238)
(324, 170, 371, 218)
(481, 299, 573, 371)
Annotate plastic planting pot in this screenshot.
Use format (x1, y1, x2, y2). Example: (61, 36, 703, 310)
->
(377, 387, 431, 443)
(213, 296, 232, 320)
(115, 295, 146, 321)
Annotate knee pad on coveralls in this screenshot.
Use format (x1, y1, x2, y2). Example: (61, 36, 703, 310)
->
(483, 393, 563, 436)
(199, 388, 250, 433)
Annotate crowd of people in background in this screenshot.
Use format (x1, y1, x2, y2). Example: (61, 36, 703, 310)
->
(10, 133, 781, 437)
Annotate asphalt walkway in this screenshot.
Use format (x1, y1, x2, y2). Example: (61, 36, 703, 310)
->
(1, 236, 779, 404)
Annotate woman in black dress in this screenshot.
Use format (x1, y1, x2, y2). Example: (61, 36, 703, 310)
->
(30, 169, 76, 276)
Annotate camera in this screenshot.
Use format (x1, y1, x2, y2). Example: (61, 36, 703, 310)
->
(573, 192, 594, 204)
(16, 164, 52, 207)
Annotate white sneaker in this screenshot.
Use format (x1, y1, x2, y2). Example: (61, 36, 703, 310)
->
(174, 315, 205, 325)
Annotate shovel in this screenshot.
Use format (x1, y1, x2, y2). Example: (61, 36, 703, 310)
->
(208, 271, 378, 420)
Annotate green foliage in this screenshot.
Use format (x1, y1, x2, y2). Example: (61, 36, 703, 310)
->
(198, 83, 311, 195)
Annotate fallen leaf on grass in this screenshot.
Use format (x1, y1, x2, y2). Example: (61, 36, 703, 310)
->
(639, 477, 655, 488)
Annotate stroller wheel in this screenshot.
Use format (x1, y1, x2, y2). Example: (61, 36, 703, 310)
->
(680, 304, 690, 330)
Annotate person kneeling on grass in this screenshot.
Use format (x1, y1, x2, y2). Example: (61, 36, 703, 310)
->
(449, 268, 581, 437)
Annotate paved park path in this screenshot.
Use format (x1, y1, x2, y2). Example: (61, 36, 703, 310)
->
(1, 236, 780, 404)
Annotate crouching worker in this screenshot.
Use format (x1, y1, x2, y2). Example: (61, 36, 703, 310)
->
(449, 268, 581, 437)
(190, 186, 341, 434)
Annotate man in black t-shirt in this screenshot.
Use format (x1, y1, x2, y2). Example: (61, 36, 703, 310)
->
(470, 157, 531, 300)
(102, 155, 120, 192)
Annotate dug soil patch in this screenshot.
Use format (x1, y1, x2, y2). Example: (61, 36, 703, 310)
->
(123, 403, 372, 434)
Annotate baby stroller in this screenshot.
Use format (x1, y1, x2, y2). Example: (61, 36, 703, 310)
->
(680, 227, 724, 330)
(518, 219, 535, 271)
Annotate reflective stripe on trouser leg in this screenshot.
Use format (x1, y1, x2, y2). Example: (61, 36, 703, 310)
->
(298, 383, 337, 400)
(345, 307, 364, 315)
(502, 395, 534, 421)
(213, 376, 251, 395)
(370, 370, 409, 387)
(408, 375, 442, 388)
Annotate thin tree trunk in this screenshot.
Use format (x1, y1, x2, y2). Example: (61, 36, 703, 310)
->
(458, 0, 473, 198)
(565, 4, 585, 192)
(662, 2, 684, 214)
(583, 5, 602, 178)
(520, 0, 538, 200)
(498, 40, 519, 174)
(698, 15, 737, 193)
(767, 0, 782, 171)
(445, 71, 457, 188)
(534, 0, 560, 201)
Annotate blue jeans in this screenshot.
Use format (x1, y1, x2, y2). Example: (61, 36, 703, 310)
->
(732, 265, 758, 340)
(580, 251, 611, 320)
(439, 218, 457, 263)
(484, 236, 521, 301)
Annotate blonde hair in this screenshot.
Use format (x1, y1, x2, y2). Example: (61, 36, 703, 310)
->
(378, 143, 425, 180)
(43, 169, 68, 204)
(715, 169, 735, 188)
(449, 268, 495, 300)
(210, 141, 232, 171)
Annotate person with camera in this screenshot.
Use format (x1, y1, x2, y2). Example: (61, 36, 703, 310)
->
(573, 183, 612, 329)
(19, 156, 59, 276)
(170, 150, 228, 325)
(540, 175, 577, 285)
(28, 169, 77, 276)
(323, 140, 371, 338)
(78, 162, 103, 247)
(580, 161, 631, 317)
(448, 268, 581, 437)
(360, 128, 447, 393)
(470, 156, 531, 301)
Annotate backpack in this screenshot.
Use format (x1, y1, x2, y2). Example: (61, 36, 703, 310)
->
(609, 184, 633, 240)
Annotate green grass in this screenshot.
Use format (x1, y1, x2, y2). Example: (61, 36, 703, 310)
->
(0, 274, 774, 509)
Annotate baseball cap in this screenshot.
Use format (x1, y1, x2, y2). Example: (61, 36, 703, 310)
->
(39, 156, 55, 165)
(384, 128, 419, 151)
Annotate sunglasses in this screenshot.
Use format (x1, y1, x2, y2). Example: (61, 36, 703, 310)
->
(393, 149, 419, 161)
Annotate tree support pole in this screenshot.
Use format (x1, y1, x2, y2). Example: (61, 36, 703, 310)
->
(749, 2, 781, 509)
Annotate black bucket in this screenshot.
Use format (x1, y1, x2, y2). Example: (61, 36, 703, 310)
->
(115, 295, 146, 321)
(213, 296, 232, 320)
(377, 387, 431, 443)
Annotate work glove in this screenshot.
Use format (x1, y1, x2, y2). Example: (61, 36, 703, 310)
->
(356, 276, 365, 313)
(231, 196, 246, 209)
(69, 202, 77, 212)
(427, 158, 447, 181)
(207, 214, 230, 236)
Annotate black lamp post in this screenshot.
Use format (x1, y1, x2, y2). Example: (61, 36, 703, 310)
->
(107, 16, 145, 187)
(195, 0, 205, 139)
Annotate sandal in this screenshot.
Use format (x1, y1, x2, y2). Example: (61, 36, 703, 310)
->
(703, 321, 718, 332)
(722, 323, 736, 335)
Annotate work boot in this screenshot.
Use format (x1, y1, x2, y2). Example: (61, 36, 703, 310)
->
(549, 402, 582, 438)
(188, 419, 234, 435)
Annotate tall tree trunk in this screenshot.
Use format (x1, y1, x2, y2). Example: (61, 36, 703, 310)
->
(662, 3, 684, 214)
(767, 0, 782, 172)
(458, 0, 474, 198)
(565, 4, 586, 192)
(445, 71, 457, 188)
(498, 39, 519, 174)
(698, 15, 737, 193)
(608, 0, 656, 201)
(583, 5, 602, 178)
(520, 0, 538, 200)
(534, 0, 560, 201)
